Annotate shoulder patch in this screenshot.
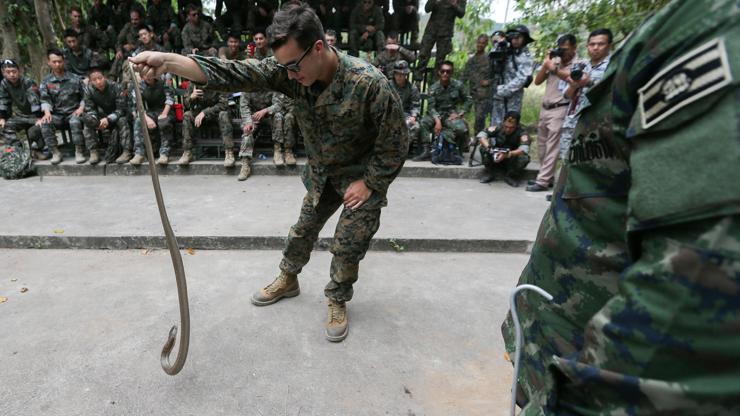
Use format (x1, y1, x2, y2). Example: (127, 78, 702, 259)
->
(638, 37, 732, 129)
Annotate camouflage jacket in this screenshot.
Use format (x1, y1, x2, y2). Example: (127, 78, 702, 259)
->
(191, 49, 408, 205)
(251, 47, 273, 60)
(130, 78, 173, 113)
(461, 52, 492, 100)
(182, 21, 216, 52)
(72, 23, 108, 52)
(494, 47, 533, 99)
(373, 47, 415, 78)
(116, 22, 139, 52)
(239, 90, 279, 126)
(40, 71, 85, 116)
(219, 47, 249, 61)
(146, 1, 177, 35)
(502, 0, 740, 414)
(426, 79, 472, 119)
(424, 0, 465, 33)
(183, 83, 226, 119)
(391, 80, 420, 118)
(83, 80, 128, 123)
(133, 42, 167, 56)
(88, 3, 113, 31)
(0, 76, 42, 119)
(63, 47, 99, 78)
(349, 4, 385, 33)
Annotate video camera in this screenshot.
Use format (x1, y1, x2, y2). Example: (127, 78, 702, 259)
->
(570, 62, 586, 81)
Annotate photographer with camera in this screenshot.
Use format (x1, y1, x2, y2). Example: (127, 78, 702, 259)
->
(559, 28, 613, 159)
(527, 33, 578, 192)
(477, 111, 530, 187)
(489, 25, 534, 129)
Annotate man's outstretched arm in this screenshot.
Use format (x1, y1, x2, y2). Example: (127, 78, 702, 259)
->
(129, 52, 207, 84)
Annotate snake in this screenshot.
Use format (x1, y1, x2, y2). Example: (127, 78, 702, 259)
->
(125, 61, 190, 375)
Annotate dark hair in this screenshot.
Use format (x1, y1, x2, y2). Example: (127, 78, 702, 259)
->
(69, 6, 83, 14)
(253, 27, 267, 37)
(504, 111, 521, 124)
(440, 60, 454, 69)
(88, 66, 104, 76)
(187, 4, 200, 13)
(588, 28, 613, 44)
(477, 33, 489, 42)
(386, 31, 399, 40)
(47, 48, 64, 58)
(325, 29, 337, 37)
(267, 3, 325, 50)
(1, 59, 19, 70)
(557, 34, 577, 47)
(136, 24, 153, 33)
(63, 28, 79, 39)
(130, 8, 142, 18)
(227, 32, 241, 41)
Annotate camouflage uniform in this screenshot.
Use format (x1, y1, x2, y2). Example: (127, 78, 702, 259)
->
(110, 22, 140, 79)
(130, 78, 174, 156)
(462, 52, 492, 133)
(0, 76, 43, 148)
(181, 21, 217, 56)
(72, 23, 109, 56)
(502, 0, 740, 413)
(420, 78, 472, 150)
(490, 47, 533, 127)
(373, 47, 415, 78)
(251, 47, 273, 60)
(146, 0, 178, 50)
(39, 72, 85, 148)
(390, 77, 421, 148)
(349, 3, 385, 53)
(63, 47, 99, 78)
(218, 47, 248, 61)
(181, 83, 227, 152)
(392, 0, 419, 44)
(238, 89, 281, 158)
(475, 125, 529, 178)
(274, 93, 298, 150)
(81, 80, 131, 153)
(416, 0, 466, 77)
(191, 49, 408, 302)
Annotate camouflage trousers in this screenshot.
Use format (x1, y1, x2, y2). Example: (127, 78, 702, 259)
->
(472, 95, 492, 133)
(2, 116, 44, 149)
(133, 110, 174, 156)
(81, 113, 132, 151)
(420, 115, 469, 150)
(237, 114, 286, 158)
(279, 181, 382, 303)
(480, 148, 529, 178)
(490, 91, 524, 128)
(40, 113, 84, 148)
(406, 117, 421, 147)
(416, 29, 453, 78)
(181, 110, 228, 151)
(279, 111, 297, 149)
(349, 29, 385, 53)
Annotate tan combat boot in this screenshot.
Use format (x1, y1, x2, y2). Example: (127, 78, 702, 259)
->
(283, 147, 296, 166)
(75, 145, 86, 164)
(89, 149, 100, 165)
(157, 154, 169, 165)
(115, 150, 132, 164)
(50, 146, 63, 165)
(129, 154, 145, 165)
(32, 150, 48, 160)
(250, 270, 300, 306)
(224, 148, 235, 167)
(325, 299, 349, 342)
(237, 158, 251, 181)
(273, 144, 284, 167)
(177, 150, 193, 165)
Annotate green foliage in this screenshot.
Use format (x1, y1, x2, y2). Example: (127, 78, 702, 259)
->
(514, 0, 672, 58)
(448, 0, 496, 70)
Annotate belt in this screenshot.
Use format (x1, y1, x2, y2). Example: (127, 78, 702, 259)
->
(542, 102, 569, 110)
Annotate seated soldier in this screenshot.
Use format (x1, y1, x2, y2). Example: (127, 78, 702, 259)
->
(250, 29, 273, 60)
(129, 72, 174, 166)
(62, 29, 101, 79)
(178, 84, 228, 166)
(111, 8, 144, 80)
(373, 31, 415, 78)
(237, 90, 281, 180)
(349, 0, 385, 56)
(218, 33, 248, 60)
(133, 24, 167, 56)
(69, 6, 109, 58)
(414, 60, 471, 161)
(217, 93, 248, 177)
(392, 0, 419, 47)
(0, 60, 45, 159)
(81, 67, 132, 165)
(247, 0, 277, 33)
(39, 49, 86, 165)
(273, 93, 297, 167)
(324, 29, 339, 50)
(389, 60, 421, 157)
(181, 4, 218, 56)
(476, 111, 530, 187)
(146, 0, 179, 51)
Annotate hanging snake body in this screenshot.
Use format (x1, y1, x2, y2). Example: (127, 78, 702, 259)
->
(125, 62, 190, 375)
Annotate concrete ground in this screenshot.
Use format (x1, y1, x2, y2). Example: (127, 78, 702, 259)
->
(0, 249, 526, 416)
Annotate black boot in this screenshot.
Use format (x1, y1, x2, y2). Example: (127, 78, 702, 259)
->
(412, 144, 431, 162)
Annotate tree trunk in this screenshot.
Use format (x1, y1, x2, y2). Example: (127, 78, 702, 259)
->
(0, 0, 21, 60)
(33, 0, 57, 49)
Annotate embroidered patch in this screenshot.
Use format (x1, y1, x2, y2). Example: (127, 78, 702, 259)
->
(639, 37, 732, 129)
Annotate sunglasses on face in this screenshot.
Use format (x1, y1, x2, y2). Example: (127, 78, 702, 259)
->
(276, 43, 314, 73)
(439, 69, 452, 74)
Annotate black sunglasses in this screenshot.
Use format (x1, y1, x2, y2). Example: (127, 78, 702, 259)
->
(439, 69, 452, 74)
(276, 43, 314, 73)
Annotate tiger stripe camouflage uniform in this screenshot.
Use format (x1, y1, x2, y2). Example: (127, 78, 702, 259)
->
(0, 76, 43, 149)
(81, 79, 131, 156)
(39, 71, 85, 148)
(501, 0, 740, 413)
(130, 77, 174, 157)
(190, 47, 408, 302)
